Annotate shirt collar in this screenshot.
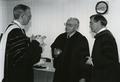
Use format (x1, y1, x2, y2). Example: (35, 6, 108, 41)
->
(13, 20, 24, 29)
(96, 27, 107, 34)
(67, 31, 76, 38)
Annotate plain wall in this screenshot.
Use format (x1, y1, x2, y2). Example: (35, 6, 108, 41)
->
(0, 0, 120, 61)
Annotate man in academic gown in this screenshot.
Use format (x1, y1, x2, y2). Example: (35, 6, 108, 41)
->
(89, 14, 119, 82)
(51, 17, 92, 82)
(1, 4, 42, 82)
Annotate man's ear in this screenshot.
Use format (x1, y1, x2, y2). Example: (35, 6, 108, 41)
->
(20, 13, 25, 19)
(75, 25, 79, 30)
(97, 21, 102, 27)
(98, 20, 101, 24)
(19, 15, 23, 20)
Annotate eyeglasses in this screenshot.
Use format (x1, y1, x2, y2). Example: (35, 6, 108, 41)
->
(64, 23, 77, 27)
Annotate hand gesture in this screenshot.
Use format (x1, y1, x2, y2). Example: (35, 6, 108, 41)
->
(30, 34, 36, 42)
(35, 35, 47, 47)
(54, 48, 62, 57)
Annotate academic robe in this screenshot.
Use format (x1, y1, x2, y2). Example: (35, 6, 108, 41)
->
(51, 31, 91, 82)
(3, 24, 42, 82)
(91, 30, 119, 82)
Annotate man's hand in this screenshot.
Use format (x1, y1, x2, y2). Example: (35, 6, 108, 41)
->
(79, 78, 86, 82)
(54, 48, 62, 57)
(35, 35, 47, 47)
(30, 34, 36, 42)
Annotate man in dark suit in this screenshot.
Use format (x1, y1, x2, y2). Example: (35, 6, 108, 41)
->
(89, 14, 119, 82)
(1, 4, 43, 82)
(51, 17, 91, 82)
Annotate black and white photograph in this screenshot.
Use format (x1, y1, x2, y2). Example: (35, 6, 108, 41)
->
(0, 0, 120, 82)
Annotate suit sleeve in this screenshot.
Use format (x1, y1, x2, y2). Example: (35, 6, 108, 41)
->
(101, 36, 119, 65)
(74, 37, 92, 80)
(78, 37, 92, 80)
(51, 34, 63, 68)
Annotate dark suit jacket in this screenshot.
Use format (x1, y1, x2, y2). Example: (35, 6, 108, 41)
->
(91, 30, 119, 82)
(3, 27, 42, 82)
(51, 31, 91, 82)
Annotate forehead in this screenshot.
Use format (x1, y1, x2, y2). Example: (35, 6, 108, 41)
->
(67, 19, 78, 24)
(24, 9, 31, 15)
